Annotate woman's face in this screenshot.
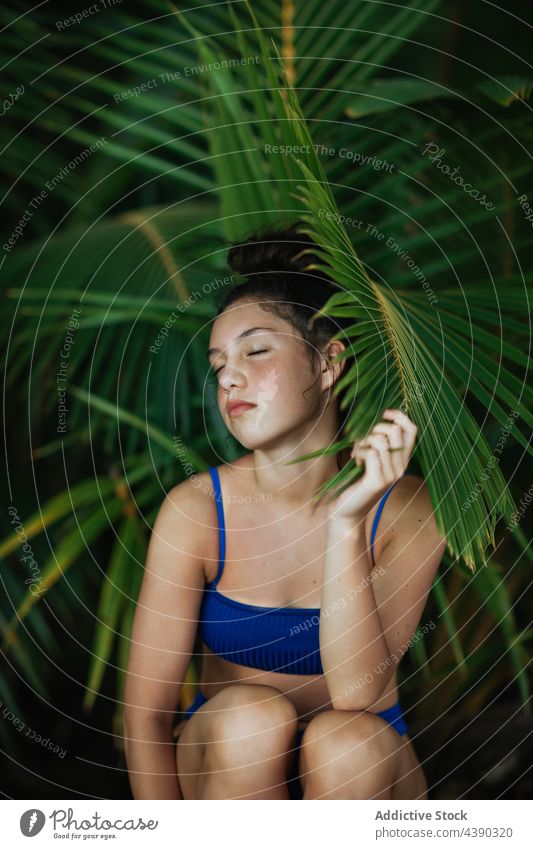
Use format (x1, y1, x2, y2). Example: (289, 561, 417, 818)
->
(207, 299, 331, 449)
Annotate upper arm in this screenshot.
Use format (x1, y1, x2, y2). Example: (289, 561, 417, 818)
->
(369, 475, 447, 688)
(123, 477, 209, 727)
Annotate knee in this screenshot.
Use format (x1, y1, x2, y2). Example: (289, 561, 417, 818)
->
(301, 709, 393, 767)
(217, 683, 298, 728)
(209, 684, 298, 765)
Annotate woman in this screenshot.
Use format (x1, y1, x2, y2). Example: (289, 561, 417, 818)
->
(123, 225, 446, 800)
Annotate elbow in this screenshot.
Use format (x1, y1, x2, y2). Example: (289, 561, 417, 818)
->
(123, 707, 169, 735)
(324, 658, 397, 711)
(329, 693, 381, 712)
(327, 680, 386, 712)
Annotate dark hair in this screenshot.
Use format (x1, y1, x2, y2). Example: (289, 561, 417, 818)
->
(213, 222, 356, 436)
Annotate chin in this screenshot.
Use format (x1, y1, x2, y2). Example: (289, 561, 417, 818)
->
(229, 415, 311, 452)
(230, 429, 280, 451)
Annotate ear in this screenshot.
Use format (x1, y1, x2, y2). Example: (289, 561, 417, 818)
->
(320, 339, 347, 391)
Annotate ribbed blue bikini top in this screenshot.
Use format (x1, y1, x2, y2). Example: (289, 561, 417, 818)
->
(197, 466, 411, 675)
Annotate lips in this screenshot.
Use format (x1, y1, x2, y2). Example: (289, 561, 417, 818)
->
(227, 400, 256, 417)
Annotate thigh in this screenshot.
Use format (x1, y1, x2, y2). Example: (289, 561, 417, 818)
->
(175, 684, 297, 799)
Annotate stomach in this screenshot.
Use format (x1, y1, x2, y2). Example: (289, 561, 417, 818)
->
(198, 641, 402, 732)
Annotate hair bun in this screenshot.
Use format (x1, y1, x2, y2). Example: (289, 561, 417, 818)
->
(227, 224, 318, 276)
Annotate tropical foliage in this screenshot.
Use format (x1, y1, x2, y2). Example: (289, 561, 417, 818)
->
(1, 0, 531, 790)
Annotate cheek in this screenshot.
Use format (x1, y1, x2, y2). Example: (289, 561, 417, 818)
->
(256, 355, 301, 397)
(214, 352, 308, 404)
(257, 358, 312, 409)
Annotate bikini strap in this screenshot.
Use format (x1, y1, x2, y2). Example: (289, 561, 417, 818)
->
(208, 466, 226, 586)
(370, 471, 414, 566)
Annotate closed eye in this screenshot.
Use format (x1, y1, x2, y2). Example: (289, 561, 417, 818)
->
(213, 349, 268, 375)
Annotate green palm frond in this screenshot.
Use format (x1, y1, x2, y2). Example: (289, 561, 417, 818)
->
(344, 77, 460, 119)
(178, 3, 528, 573)
(2, 204, 224, 459)
(477, 75, 533, 107)
(2, 0, 531, 740)
(294, 0, 444, 115)
(1, 457, 159, 651)
(288, 100, 526, 571)
(84, 514, 144, 712)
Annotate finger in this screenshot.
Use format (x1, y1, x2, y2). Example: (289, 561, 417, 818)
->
(355, 435, 393, 479)
(382, 408, 417, 436)
(353, 432, 393, 457)
(372, 422, 407, 475)
(382, 410, 418, 455)
(371, 422, 404, 450)
(354, 444, 385, 481)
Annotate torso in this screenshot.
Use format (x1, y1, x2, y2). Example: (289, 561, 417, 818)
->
(194, 454, 405, 734)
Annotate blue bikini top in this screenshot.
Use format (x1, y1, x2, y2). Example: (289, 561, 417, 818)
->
(197, 466, 411, 675)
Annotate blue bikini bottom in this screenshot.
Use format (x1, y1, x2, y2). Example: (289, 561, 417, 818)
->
(180, 691, 408, 800)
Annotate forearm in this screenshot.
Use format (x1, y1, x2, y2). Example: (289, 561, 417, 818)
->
(124, 716, 183, 800)
(320, 515, 391, 709)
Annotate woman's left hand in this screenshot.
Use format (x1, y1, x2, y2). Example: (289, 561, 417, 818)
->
(328, 409, 418, 523)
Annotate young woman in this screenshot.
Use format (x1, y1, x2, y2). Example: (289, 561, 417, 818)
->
(123, 225, 447, 800)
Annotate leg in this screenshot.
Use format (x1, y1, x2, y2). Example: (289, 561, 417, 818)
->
(287, 727, 305, 800)
(175, 683, 298, 799)
(298, 709, 407, 800)
(392, 734, 428, 800)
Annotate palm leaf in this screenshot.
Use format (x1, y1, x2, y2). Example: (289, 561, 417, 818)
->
(1, 460, 155, 650)
(84, 512, 145, 712)
(188, 5, 526, 572)
(478, 75, 533, 107)
(1, 499, 124, 652)
(344, 77, 460, 119)
(288, 70, 525, 569)
(1, 204, 223, 460)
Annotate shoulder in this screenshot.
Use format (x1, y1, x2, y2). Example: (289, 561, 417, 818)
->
(366, 473, 447, 564)
(153, 471, 219, 570)
(161, 470, 216, 520)
(162, 453, 251, 517)
(390, 473, 434, 519)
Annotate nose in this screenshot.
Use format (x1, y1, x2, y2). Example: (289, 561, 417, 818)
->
(218, 363, 246, 393)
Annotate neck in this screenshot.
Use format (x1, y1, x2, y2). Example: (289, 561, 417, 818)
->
(247, 424, 350, 512)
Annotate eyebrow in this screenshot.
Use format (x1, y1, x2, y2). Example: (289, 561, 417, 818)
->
(207, 326, 276, 358)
